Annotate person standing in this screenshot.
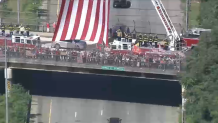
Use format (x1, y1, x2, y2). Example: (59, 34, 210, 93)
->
(15, 24, 20, 34)
(109, 28, 112, 38)
(126, 27, 130, 34)
(154, 35, 158, 48)
(128, 33, 132, 43)
(137, 33, 143, 47)
(46, 22, 50, 32)
(8, 23, 14, 36)
(19, 24, 25, 35)
(116, 28, 122, 41)
(0, 24, 5, 36)
(143, 34, 148, 47)
(53, 22, 56, 32)
(149, 34, 153, 46)
(25, 25, 30, 36)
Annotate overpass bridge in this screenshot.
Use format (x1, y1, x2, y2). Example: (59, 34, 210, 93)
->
(0, 52, 181, 80)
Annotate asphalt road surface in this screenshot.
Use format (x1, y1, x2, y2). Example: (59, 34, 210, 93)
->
(48, 0, 183, 35)
(31, 95, 179, 123)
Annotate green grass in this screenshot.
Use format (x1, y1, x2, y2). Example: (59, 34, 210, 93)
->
(2, 0, 42, 25)
(180, 0, 200, 28)
(189, 1, 200, 28)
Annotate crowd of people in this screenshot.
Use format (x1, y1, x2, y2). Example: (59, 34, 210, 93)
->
(111, 27, 170, 50)
(0, 46, 183, 71)
(0, 23, 30, 36)
(0, 22, 57, 37)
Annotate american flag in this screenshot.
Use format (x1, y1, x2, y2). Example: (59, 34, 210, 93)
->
(52, 0, 110, 46)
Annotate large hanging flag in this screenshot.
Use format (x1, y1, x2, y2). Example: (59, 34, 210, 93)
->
(52, 0, 110, 45)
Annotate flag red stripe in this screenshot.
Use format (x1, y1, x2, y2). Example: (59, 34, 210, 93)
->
(80, 0, 94, 40)
(71, 0, 84, 39)
(106, 0, 110, 46)
(52, 0, 66, 41)
(89, 0, 101, 41)
(98, 0, 106, 44)
(60, 0, 74, 40)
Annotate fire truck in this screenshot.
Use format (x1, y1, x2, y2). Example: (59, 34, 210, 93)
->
(133, 0, 211, 52)
(0, 34, 41, 48)
(109, 0, 209, 54)
(182, 28, 211, 49)
(110, 0, 180, 54)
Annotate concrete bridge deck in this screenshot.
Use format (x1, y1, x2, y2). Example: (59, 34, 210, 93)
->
(0, 56, 180, 80)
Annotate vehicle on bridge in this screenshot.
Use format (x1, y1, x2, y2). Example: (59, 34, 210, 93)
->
(52, 40, 87, 50)
(180, 28, 211, 49)
(0, 34, 41, 48)
(107, 117, 122, 123)
(113, 0, 131, 8)
(151, 0, 211, 51)
(188, 28, 211, 36)
(109, 38, 132, 51)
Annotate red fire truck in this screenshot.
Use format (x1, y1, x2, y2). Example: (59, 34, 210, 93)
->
(0, 34, 41, 48)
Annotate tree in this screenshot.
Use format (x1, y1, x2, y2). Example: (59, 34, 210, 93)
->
(181, 0, 218, 123)
(0, 84, 31, 123)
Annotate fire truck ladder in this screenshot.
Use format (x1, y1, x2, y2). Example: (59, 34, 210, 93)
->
(151, 0, 180, 51)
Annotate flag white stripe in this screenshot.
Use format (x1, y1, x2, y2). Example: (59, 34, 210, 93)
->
(85, 0, 97, 41)
(103, 0, 109, 44)
(66, 0, 79, 40)
(93, 0, 103, 43)
(55, 0, 70, 41)
(76, 0, 89, 40)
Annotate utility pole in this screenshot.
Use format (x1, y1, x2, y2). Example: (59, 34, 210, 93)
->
(4, 38, 9, 123)
(17, 0, 20, 24)
(148, 21, 151, 34)
(185, 0, 190, 31)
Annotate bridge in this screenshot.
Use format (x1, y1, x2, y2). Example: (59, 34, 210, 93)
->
(0, 49, 182, 80)
(0, 0, 184, 81)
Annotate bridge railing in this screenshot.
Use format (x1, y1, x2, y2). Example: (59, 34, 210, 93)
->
(0, 45, 185, 75)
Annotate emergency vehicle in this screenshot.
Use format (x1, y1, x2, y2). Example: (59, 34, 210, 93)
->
(182, 28, 211, 49)
(188, 28, 211, 36)
(0, 34, 41, 48)
(109, 38, 132, 51)
(110, 0, 180, 54)
(132, 0, 209, 52)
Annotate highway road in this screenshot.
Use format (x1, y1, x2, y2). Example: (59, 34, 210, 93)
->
(31, 95, 179, 123)
(48, 0, 183, 35)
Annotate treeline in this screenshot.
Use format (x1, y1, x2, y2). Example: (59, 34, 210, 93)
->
(0, 84, 31, 123)
(181, 0, 218, 122)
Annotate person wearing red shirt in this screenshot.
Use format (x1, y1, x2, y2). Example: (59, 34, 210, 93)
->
(46, 22, 50, 32)
(53, 22, 56, 32)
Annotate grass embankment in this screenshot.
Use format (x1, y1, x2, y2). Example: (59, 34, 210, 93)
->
(2, 0, 42, 25)
(181, 0, 200, 28)
(189, 1, 200, 28)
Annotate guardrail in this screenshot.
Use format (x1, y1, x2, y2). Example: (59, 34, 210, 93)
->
(0, 45, 184, 75)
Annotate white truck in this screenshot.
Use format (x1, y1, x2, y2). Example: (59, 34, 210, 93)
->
(109, 38, 132, 50)
(12, 34, 41, 46)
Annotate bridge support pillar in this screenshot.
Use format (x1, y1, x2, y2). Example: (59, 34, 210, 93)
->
(4, 68, 12, 95)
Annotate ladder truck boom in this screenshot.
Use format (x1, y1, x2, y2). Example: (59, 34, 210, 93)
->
(151, 0, 180, 51)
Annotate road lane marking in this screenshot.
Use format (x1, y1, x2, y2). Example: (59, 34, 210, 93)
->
(75, 112, 77, 118)
(48, 99, 52, 123)
(101, 110, 103, 116)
